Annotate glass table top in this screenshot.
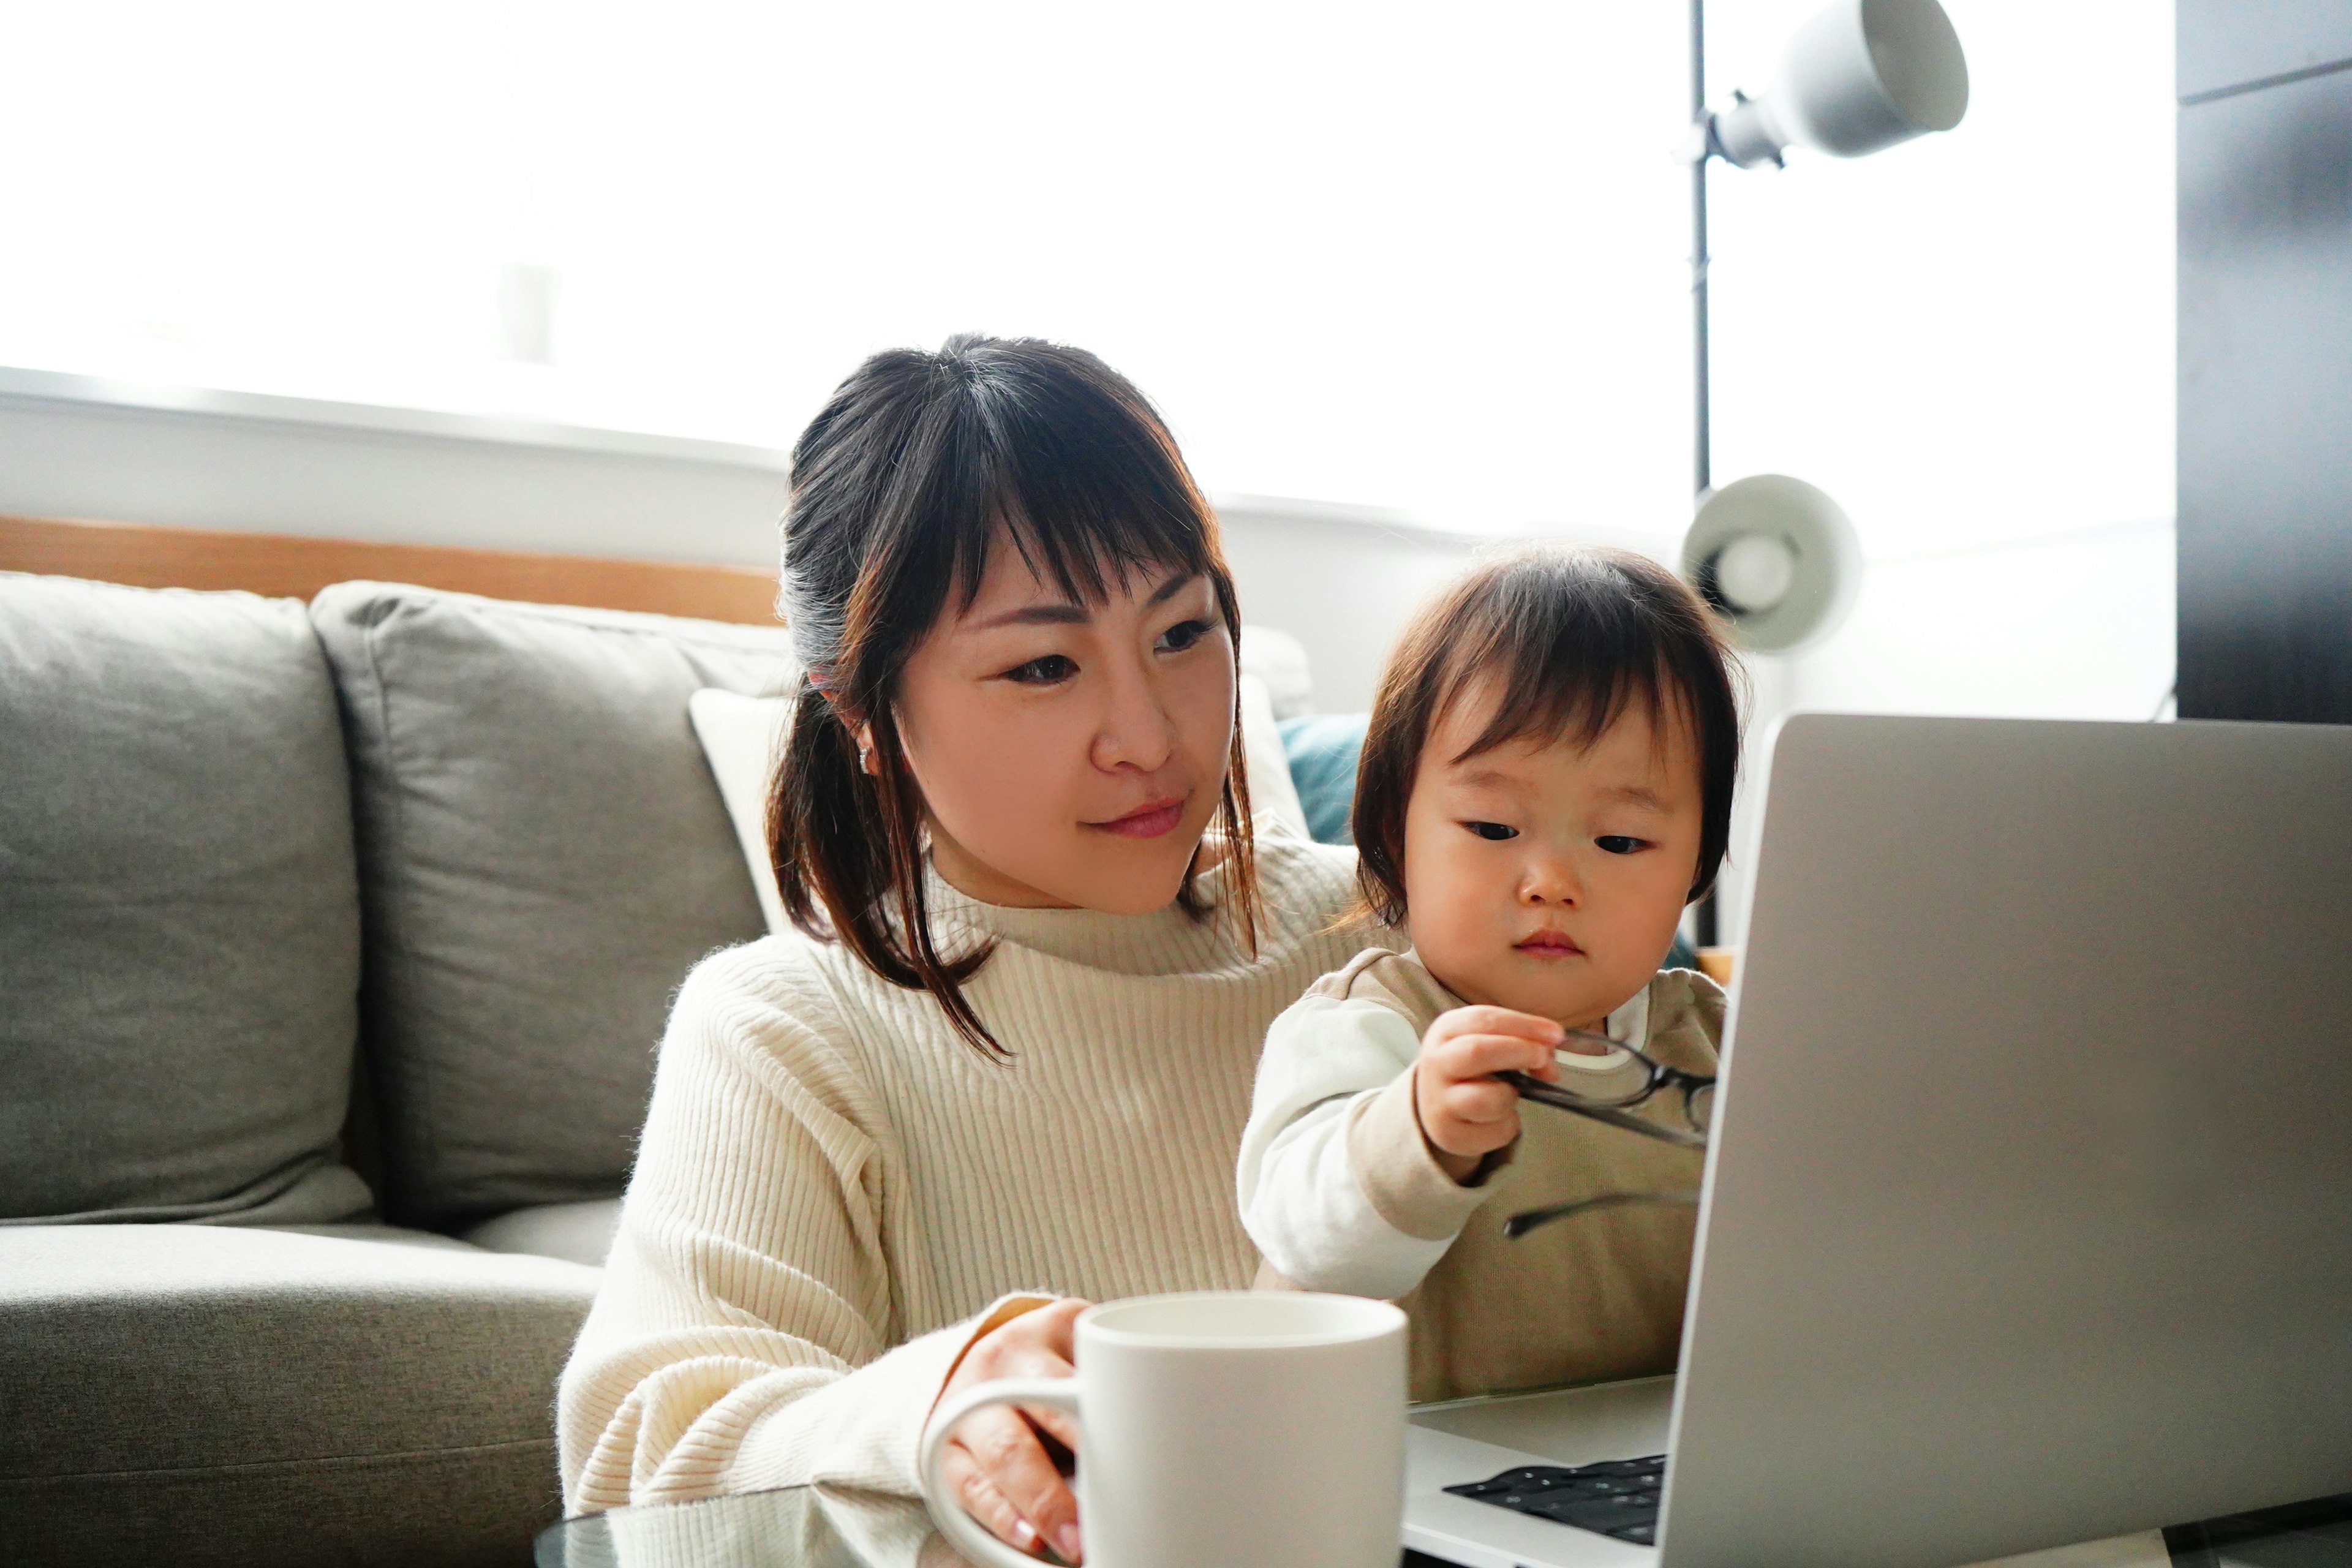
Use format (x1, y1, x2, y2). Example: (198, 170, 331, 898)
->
(537, 1487, 2352, 1568)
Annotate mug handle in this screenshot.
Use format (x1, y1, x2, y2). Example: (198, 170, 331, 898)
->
(918, 1378, 1084, 1568)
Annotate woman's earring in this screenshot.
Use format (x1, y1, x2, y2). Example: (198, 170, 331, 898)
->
(856, 726, 878, 777)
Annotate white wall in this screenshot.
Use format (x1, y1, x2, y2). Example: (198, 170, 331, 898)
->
(1681, 0, 2179, 946)
(1, 3, 2180, 734)
(0, 379, 1480, 715)
(4, 381, 2179, 948)
(1215, 499, 1488, 714)
(5, 0, 2182, 938)
(1704, 1, 2176, 559)
(0, 2, 1694, 537)
(1789, 523, 2176, 723)
(0, 374, 789, 567)
(1703, 522, 2178, 947)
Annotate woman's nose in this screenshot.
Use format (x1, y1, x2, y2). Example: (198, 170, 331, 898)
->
(1090, 663, 1179, 774)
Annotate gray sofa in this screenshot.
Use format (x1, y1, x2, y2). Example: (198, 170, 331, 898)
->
(0, 571, 798, 1567)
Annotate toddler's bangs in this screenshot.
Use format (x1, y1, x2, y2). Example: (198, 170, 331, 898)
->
(1431, 565, 1694, 766)
(1351, 546, 1745, 925)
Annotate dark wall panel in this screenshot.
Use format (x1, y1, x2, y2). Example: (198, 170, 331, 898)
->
(2177, 64, 2352, 723)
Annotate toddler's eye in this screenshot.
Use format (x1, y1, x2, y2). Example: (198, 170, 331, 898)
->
(1156, 619, 1214, 654)
(1596, 834, 1645, 854)
(1003, 654, 1079, 686)
(1464, 821, 1518, 842)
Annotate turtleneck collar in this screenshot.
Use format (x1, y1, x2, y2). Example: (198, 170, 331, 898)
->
(920, 842, 1258, 978)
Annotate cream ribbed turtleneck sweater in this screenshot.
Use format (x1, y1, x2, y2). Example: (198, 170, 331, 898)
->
(557, 834, 1384, 1514)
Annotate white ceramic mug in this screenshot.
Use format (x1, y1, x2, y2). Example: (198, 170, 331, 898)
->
(918, 1291, 1408, 1568)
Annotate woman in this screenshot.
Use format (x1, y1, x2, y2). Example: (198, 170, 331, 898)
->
(557, 336, 1385, 1563)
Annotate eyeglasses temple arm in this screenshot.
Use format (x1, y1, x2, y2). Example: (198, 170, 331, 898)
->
(1498, 1071, 1711, 1150)
(1502, 1190, 1700, 1240)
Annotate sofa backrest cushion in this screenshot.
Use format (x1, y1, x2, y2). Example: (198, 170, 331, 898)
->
(309, 582, 794, 1229)
(0, 573, 369, 1225)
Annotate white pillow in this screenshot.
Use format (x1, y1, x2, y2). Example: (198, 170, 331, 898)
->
(1236, 671, 1310, 840)
(689, 674, 1310, 937)
(1237, 623, 1315, 722)
(687, 688, 794, 935)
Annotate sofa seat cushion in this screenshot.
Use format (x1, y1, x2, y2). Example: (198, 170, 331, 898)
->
(309, 583, 795, 1231)
(0, 573, 368, 1226)
(462, 1196, 624, 1268)
(0, 1223, 601, 1568)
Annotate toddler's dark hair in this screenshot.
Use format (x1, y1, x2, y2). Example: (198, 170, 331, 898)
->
(1352, 546, 1744, 927)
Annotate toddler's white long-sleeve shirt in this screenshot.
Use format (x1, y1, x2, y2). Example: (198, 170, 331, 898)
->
(1237, 948, 1722, 1403)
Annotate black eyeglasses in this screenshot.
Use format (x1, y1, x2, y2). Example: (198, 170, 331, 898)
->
(1496, 1030, 1715, 1239)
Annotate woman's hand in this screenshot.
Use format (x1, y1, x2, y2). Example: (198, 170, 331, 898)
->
(1414, 1005, 1570, 1182)
(935, 1297, 1091, 1563)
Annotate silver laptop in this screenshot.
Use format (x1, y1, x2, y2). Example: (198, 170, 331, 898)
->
(1400, 715, 2352, 1568)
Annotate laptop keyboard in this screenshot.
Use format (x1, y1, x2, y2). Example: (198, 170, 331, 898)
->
(1443, 1455, 1668, 1547)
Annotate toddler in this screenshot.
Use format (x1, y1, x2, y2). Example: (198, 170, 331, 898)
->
(1237, 547, 1742, 1403)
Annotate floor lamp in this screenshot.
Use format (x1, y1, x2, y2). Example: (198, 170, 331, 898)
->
(1678, 0, 1969, 948)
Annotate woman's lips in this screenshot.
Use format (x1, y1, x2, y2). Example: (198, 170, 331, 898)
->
(1514, 931, 1586, 958)
(1090, 796, 1186, 839)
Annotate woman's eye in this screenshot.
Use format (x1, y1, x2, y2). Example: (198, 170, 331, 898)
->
(1596, 835, 1646, 855)
(1156, 619, 1214, 654)
(1465, 821, 1519, 842)
(1003, 654, 1079, 686)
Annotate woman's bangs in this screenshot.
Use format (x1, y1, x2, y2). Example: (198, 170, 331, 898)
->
(994, 504, 1212, 613)
(964, 418, 1216, 613)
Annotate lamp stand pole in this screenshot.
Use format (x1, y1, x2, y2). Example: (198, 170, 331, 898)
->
(1691, 0, 1712, 505)
(1689, 0, 1722, 951)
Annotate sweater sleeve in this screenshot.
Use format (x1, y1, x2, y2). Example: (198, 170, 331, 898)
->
(557, 952, 1049, 1513)
(1237, 995, 1489, 1302)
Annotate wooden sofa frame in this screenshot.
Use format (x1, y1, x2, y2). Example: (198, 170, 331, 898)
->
(0, 512, 779, 625)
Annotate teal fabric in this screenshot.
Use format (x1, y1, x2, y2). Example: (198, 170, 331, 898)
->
(1278, 710, 1702, 974)
(1279, 714, 1367, 845)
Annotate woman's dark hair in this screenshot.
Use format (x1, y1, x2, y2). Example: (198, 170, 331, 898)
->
(1352, 546, 1744, 927)
(767, 334, 1257, 1058)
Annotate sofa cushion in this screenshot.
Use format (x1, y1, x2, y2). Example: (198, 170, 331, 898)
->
(461, 1196, 624, 1268)
(309, 583, 794, 1229)
(0, 573, 369, 1226)
(1279, 712, 1370, 846)
(0, 1223, 600, 1568)
(684, 686, 794, 935)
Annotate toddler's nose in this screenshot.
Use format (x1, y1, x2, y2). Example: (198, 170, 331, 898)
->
(1518, 858, 1583, 906)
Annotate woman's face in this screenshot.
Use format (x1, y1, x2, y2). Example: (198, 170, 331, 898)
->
(891, 532, 1235, 912)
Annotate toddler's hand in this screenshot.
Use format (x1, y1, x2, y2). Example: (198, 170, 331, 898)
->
(1415, 1006, 1569, 1182)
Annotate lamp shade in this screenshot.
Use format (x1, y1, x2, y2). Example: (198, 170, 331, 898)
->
(1682, 474, 1861, 653)
(1712, 0, 1969, 169)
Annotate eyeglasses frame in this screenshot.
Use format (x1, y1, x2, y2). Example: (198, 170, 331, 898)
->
(1494, 1028, 1717, 1240)
(1496, 1028, 1716, 1152)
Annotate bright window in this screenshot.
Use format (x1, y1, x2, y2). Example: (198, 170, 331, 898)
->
(0, 2, 2168, 548)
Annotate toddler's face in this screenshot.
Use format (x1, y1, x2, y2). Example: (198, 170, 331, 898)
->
(1401, 679, 1705, 1031)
